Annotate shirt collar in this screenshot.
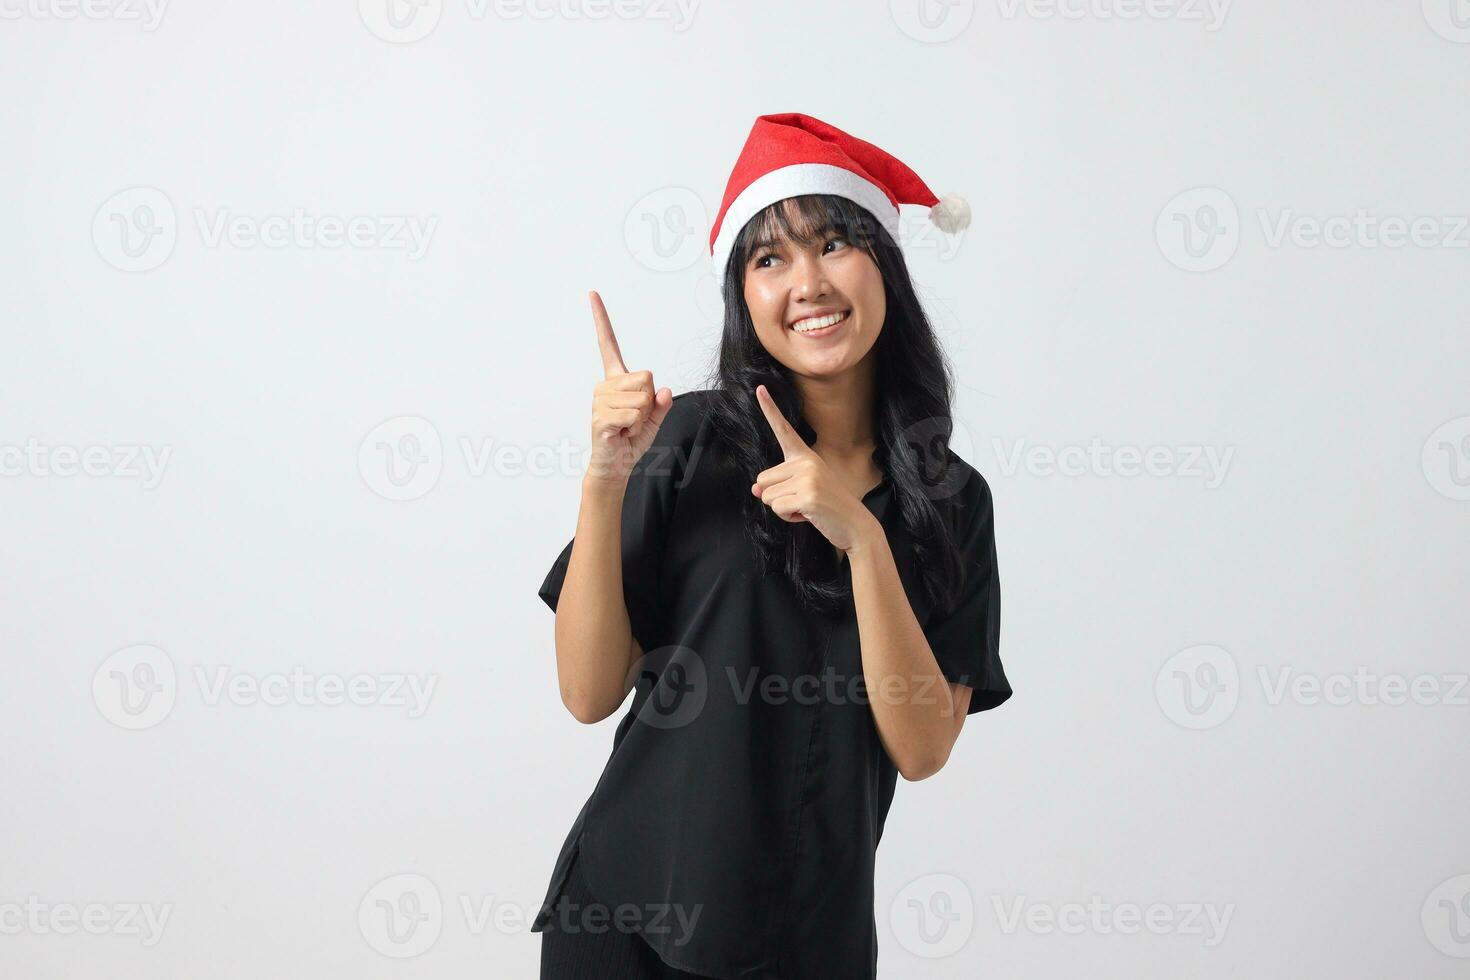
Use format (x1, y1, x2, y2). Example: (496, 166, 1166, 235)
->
(793, 410, 891, 498)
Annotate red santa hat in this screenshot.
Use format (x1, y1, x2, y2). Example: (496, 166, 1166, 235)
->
(708, 112, 970, 282)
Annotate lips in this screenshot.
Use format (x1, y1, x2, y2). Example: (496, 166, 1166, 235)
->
(788, 309, 850, 335)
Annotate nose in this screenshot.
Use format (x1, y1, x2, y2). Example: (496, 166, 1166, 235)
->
(791, 250, 831, 302)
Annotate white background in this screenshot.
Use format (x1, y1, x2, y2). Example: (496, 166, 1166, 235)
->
(3, 1, 1468, 977)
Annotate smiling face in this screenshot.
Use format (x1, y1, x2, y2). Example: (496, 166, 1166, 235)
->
(740, 197, 887, 380)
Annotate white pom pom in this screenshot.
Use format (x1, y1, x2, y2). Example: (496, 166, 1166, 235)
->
(929, 193, 971, 233)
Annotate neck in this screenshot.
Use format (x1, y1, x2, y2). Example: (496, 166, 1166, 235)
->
(792, 363, 877, 453)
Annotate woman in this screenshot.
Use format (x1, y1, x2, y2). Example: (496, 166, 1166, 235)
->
(534, 113, 1012, 979)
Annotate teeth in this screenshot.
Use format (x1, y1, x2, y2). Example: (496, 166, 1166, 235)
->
(791, 310, 848, 333)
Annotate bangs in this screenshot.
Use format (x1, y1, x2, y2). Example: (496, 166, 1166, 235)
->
(733, 194, 883, 270)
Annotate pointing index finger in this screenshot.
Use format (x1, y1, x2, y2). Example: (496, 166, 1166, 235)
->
(590, 290, 628, 378)
(755, 384, 810, 459)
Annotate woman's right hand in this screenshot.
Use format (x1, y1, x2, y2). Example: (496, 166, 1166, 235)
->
(587, 289, 673, 486)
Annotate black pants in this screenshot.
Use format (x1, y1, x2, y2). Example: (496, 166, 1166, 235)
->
(539, 850, 710, 979)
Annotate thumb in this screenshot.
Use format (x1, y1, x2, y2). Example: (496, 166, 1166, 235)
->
(648, 387, 674, 428)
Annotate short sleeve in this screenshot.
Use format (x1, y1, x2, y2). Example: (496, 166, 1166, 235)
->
(922, 469, 1011, 714)
(536, 391, 701, 653)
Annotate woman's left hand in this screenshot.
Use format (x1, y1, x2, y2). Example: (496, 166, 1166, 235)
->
(750, 384, 882, 556)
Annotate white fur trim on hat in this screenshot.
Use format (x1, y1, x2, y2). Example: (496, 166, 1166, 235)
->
(710, 163, 900, 282)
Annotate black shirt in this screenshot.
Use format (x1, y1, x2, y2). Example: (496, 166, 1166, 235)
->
(531, 388, 1011, 979)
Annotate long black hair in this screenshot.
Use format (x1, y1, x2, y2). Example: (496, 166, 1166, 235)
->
(695, 193, 969, 619)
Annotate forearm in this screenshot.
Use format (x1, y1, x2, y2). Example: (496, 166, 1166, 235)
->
(553, 475, 638, 723)
(846, 519, 964, 780)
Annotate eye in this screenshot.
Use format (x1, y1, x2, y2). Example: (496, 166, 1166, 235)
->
(752, 251, 779, 269)
(824, 235, 850, 253)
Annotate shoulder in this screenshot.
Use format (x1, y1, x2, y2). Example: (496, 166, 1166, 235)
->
(631, 389, 718, 490)
(654, 387, 718, 447)
(937, 448, 996, 538)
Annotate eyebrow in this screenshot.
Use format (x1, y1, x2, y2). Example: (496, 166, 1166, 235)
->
(749, 224, 849, 255)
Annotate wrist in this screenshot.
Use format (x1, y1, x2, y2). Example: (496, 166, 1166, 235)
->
(843, 514, 887, 560)
(582, 472, 628, 502)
